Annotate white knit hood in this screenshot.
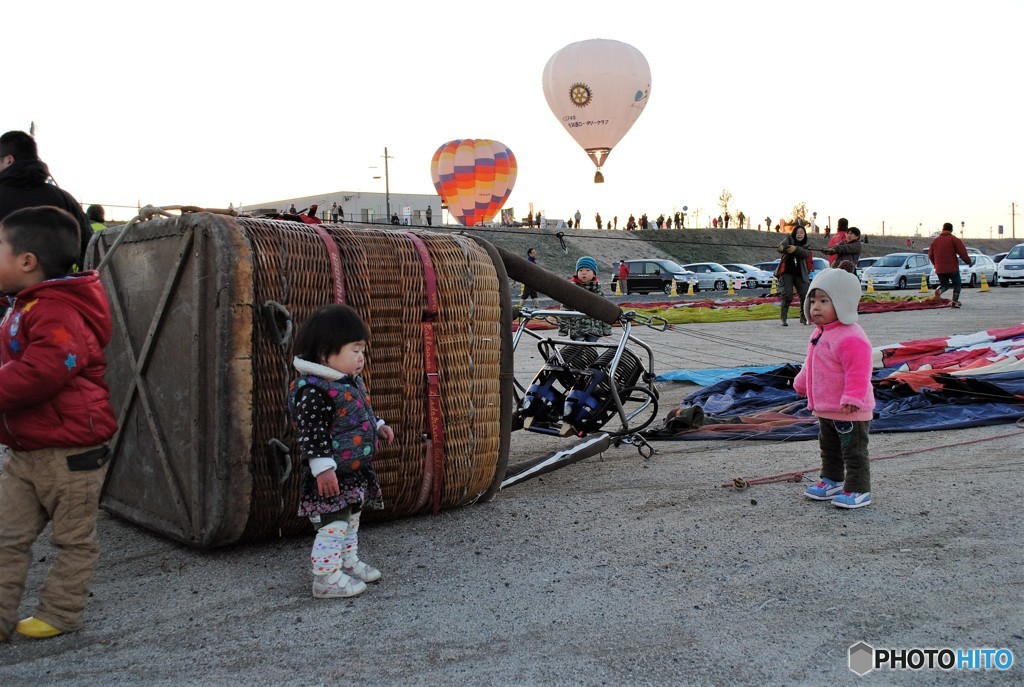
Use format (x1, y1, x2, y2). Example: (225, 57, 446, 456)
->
(806, 268, 862, 324)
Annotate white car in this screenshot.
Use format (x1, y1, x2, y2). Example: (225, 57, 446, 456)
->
(927, 254, 999, 289)
(996, 243, 1024, 287)
(966, 254, 998, 287)
(721, 263, 774, 288)
(682, 262, 747, 291)
(855, 257, 880, 282)
(927, 258, 972, 289)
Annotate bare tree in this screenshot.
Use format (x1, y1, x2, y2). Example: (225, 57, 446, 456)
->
(791, 201, 808, 222)
(718, 189, 733, 219)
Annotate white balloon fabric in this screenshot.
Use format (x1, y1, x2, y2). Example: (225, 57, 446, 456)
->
(542, 38, 651, 182)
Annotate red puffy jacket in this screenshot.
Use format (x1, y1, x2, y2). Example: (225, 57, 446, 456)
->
(0, 271, 118, 450)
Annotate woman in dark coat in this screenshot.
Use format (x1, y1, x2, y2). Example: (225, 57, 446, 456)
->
(775, 221, 814, 326)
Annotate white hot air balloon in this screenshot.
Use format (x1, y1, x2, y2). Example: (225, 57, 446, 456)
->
(542, 38, 651, 183)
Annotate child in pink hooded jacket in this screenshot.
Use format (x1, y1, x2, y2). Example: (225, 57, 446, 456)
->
(793, 268, 875, 509)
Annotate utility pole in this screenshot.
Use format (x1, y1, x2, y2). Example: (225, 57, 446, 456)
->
(1012, 201, 1018, 240)
(383, 147, 394, 221)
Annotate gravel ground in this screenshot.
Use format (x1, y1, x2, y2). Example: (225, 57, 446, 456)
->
(2, 287, 1023, 686)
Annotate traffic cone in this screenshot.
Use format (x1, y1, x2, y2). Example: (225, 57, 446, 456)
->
(980, 272, 989, 291)
(867, 275, 874, 293)
(615, 279, 622, 296)
(686, 280, 695, 296)
(920, 274, 929, 293)
(770, 278, 777, 296)
(670, 279, 678, 297)
(727, 279, 735, 296)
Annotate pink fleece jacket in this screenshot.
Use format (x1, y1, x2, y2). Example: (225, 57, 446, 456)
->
(793, 320, 875, 421)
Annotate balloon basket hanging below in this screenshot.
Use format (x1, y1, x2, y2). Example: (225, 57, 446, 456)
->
(594, 170, 604, 183)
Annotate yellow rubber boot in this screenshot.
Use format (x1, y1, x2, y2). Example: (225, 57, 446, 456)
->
(16, 617, 63, 639)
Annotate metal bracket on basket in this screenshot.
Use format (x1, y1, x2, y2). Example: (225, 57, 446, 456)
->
(266, 438, 294, 517)
(619, 433, 656, 459)
(262, 300, 293, 346)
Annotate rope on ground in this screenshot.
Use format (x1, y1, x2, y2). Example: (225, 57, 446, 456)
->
(721, 425, 1024, 490)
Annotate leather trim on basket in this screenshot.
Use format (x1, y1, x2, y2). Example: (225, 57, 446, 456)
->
(404, 233, 445, 514)
(313, 226, 346, 303)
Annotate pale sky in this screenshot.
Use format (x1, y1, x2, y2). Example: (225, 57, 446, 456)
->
(6, 0, 1023, 239)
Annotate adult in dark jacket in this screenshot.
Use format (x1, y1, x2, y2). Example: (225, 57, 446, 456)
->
(928, 222, 972, 308)
(826, 226, 863, 269)
(776, 221, 814, 326)
(0, 131, 91, 267)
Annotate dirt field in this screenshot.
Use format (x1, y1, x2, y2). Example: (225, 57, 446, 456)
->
(2, 286, 1023, 686)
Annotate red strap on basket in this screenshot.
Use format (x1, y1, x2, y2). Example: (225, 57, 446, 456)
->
(313, 226, 346, 304)
(404, 233, 445, 514)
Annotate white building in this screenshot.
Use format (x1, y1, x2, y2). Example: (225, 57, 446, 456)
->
(241, 190, 443, 226)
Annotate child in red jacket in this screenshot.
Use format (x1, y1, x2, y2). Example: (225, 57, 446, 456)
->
(0, 207, 118, 641)
(793, 268, 875, 509)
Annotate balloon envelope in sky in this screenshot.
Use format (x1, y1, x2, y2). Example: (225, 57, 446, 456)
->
(542, 38, 651, 182)
(430, 139, 517, 227)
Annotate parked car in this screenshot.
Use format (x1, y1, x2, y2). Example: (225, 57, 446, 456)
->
(860, 252, 933, 289)
(610, 259, 694, 295)
(929, 254, 1000, 289)
(682, 262, 747, 291)
(965, 247, 983, 255)
(993, 252, 1008, 264)
(927, 257, 972, 289)
(996, 243, 1024, 287)
(753, 260, 780, 273)
(967, 254, 998, 287)
(721, 263, 774, 288)
(808, 257, 829, 279)
(855, 257, 880, 281)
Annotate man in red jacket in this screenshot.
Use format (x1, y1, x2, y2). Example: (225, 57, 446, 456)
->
(927, 222, 972, 308)
(0, 207, 118, 641)
(617, 259, 629, 294)
(825, 217, 849, 266)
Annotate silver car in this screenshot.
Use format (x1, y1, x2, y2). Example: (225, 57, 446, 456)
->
(861, 252, 933, 290)
(682, 262, 747, 291)
(722, 263, 774, 288)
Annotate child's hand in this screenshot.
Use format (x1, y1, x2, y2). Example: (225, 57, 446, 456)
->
(378, 424, 395, 443)
(317, 470, 340, 497)
(840, 403, 859, 413)
(786, 245, 797, 253)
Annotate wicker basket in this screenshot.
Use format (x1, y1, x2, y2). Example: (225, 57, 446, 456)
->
(90, 213, 511, 547)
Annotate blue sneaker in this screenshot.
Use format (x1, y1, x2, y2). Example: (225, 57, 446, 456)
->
(832, 491, 872, 509)
(805, 478, 843, 501)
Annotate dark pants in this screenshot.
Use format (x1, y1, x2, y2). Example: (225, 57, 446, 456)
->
(818, 418, 871, 493)
(936, 272, 962, 301)
(779, 273, 809, 323)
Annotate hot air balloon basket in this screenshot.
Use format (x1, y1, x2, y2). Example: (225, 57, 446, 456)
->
(88, 213, 509, 548)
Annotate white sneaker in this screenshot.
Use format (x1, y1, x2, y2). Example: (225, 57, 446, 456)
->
(343, 557, 382, 583)
(312, 569, 367, 598)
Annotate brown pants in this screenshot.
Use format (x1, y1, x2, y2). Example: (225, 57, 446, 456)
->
(0, 446, 108, 636)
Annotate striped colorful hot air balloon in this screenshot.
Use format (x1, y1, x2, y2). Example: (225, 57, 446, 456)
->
(430, 139, 517, 227)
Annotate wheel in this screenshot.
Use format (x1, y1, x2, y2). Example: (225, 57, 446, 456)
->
(663, 284, 672, 295)
(714, 279, 727, 291)
(969, 274, 977, 287)
(746, 278, 758, 289)
(897, 276, 907, 289)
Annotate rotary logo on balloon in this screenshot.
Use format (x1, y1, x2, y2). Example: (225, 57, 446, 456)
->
(542, 38, 651, 183)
